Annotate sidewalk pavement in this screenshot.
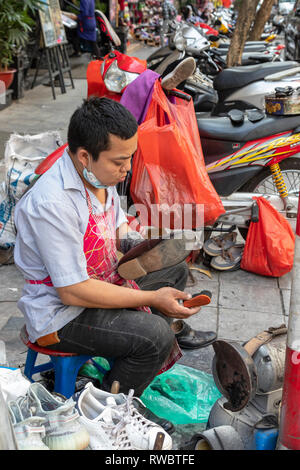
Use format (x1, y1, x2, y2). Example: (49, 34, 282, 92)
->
(0, 41, 291, 446)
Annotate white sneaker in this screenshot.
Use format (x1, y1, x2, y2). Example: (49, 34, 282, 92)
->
(77, 393, 134, 450)
(8, 399, 49, 450)
(23, 383, 90, 450)
(77, 382, 173, 450)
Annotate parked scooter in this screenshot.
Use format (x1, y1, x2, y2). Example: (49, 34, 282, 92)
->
(39, 51, 300, 236)
(147, 23, 298, 115)
(61, 0, 121, 57)
(147, 23, 284, 78)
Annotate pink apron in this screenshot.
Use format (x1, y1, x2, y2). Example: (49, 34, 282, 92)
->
(26, 189, 182, 373)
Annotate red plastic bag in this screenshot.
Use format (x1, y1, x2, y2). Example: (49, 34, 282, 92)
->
(130, 81, 224, 229)
(241, 197, 295, 277)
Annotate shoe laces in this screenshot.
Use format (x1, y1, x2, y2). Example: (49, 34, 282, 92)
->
(99, 407, 133, 449)
(115, 390, 159, 439)
(110, 421, 133, 449)
(187, 69, 212, 86)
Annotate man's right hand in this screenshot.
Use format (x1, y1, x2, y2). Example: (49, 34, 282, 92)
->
(150, 287, 201, 319)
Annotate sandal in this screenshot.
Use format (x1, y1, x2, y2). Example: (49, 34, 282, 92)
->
(203, 232, 237, 257)
(210, 244, 244, 271)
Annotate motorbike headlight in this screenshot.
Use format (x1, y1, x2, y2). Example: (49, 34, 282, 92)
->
(174, 33, 187, 51)
(103, 60, 139, 93)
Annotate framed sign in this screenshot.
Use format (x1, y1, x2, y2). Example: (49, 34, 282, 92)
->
(39, 0, 67, 48)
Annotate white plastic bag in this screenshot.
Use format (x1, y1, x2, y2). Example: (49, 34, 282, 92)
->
(0, 131, 62, 248)
(0, 182, 15, 247)
(4, 131, 62, 201)
(0, 367, 31, 402)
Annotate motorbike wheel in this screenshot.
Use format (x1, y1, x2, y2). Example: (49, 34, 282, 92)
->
(238, 157, 300, 239)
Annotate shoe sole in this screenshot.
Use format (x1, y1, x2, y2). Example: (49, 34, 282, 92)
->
(95, 10, 121, 46)
(183, 290, 212, 308)
(134, 441, 173, 450)
(161, 58, 196, 90)
(178, 336, 217, 350)
(210, 259, 242, 271)
(203, 243, 235, 257)
(44, 427, 90, 450)
(118, 235, 194, 280)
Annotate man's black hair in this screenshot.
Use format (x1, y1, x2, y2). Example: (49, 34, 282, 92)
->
(67, 97, 138, 161)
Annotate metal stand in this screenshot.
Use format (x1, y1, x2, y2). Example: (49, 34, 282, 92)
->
(58, 43, 75, 90)
(31, 43, 74, 100)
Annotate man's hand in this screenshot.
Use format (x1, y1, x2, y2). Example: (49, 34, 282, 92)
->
(151, 287, 201, 319)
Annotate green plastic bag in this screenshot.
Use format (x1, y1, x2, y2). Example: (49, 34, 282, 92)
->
(140, 364, 222, 425)
(78, 357, 111, 384)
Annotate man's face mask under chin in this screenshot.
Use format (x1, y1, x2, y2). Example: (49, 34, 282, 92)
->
(83, 157, 109, 189)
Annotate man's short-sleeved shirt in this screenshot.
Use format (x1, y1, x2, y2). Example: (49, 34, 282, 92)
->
(14, 148, 128, 343)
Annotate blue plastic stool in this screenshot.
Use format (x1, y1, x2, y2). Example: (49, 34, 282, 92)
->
(20, 326, 113, 398)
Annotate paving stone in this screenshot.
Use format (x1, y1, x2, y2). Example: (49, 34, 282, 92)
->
(278, 271, 292, 290)
(184, 307, 218, 332)
(218, 269, 278, 288)
(219, 282, 283, 315)
(178, 345, 215, 375)
(0, 302, 22, 330)
(218, 308, 284, 342)
(281, 289, 291, 317)
(0, 316, 27, 368)
(185, 280, 219, 308)
(0, 265, 24, 301)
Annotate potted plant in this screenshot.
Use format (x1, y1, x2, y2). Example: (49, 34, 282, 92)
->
(0, 0, 42, 89)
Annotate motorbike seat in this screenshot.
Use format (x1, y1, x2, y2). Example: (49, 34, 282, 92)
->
(197, 112, 300, 142)
(218, 44, 267, 52)
(214, 61, 299, 91)
(218, 41, 269, 48)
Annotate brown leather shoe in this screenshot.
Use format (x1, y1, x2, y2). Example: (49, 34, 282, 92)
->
(117, 233, 195, 280)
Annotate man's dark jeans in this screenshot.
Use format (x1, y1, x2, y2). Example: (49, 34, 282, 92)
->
(48, 262, 189, 396)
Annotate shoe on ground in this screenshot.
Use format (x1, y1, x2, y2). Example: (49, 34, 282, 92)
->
(161, 57, 196, 90)
(203, 231, 237, 257)
(23, 383, 90, 450)
(118, 232, 195, 280)
(0, 246, 14, 265)
(172, 320, 217, 350)
(210, 244, 244, 271)
(8, 399, 49, 450)
(76, 382, 173, 450)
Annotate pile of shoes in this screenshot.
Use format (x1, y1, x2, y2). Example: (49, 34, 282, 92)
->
(203, 232, 244, 272)
(7, 381, 173, 450)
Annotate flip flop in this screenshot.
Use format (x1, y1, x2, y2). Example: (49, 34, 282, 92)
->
(210, 244, 244, 271)
(203, 232, 237, 257)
